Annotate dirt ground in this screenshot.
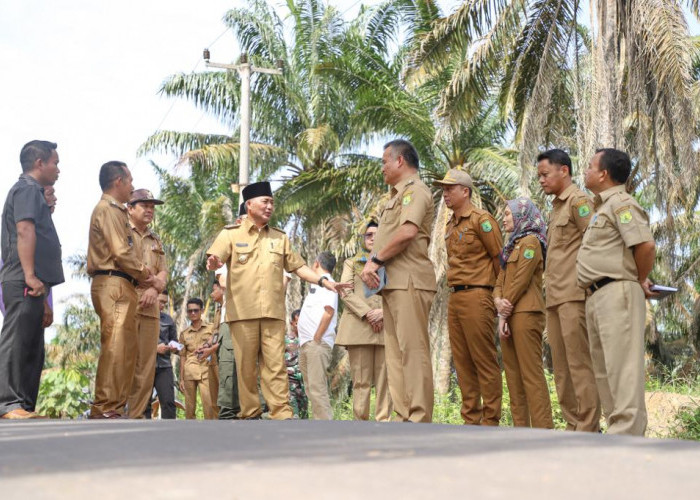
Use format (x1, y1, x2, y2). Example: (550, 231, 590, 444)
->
(645, 390, 699, 437)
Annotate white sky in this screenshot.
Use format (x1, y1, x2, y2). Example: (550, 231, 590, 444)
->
(0, 0, 697, 335)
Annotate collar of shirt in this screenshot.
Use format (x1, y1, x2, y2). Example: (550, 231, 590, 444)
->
(186, 321, 209, 332)
(19, 173, 44, 192)
(101, 193, 127, 212)
(594, 184, 626, 208)
(242, 216, 268, 234)
(130, 220, 153, 238)
(391, 173, 419, 197)
(555, 183, 578, 203)
(449, 204, 475, 226)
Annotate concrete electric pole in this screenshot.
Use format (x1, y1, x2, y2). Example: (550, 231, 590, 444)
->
(203, 48, 283, 191)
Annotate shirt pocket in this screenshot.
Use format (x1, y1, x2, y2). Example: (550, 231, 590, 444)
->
(451, 230, 477, 258)
(550, 217, 570, 247)
(380, 198, 399, 223)
(507, 246, 520, 264)
(234, 247, 255, 266)
(268, 241, 284, 268)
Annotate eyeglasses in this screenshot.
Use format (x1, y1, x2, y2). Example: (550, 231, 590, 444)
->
(364, 232, 377, 238)
(187, 308, 200, 314)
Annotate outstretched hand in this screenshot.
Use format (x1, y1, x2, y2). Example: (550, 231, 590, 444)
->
(207, 255, 223, 271)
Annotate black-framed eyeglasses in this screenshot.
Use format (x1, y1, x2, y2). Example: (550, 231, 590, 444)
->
(187, 308, 200, 313)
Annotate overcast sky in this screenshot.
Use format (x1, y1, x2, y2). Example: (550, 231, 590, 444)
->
(0, 0, 697, 335)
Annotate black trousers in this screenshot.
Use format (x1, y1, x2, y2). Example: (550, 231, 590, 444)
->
(0, 281, 46, 416)
(153, 366, 176, 419)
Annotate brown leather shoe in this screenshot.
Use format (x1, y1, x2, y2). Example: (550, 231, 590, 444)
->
(1, 408, 41, 420)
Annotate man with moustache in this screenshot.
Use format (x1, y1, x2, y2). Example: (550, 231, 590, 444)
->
(0, 140, 64, 419)
(206, 182, 349, 420)
(577, 148, 656, 435)
(360, 139, 437, 423)
(433, 168, 503, 426)
(537, 149, 600, 432)
(126, 189, 168, 418)
(88, 161, 154, 419)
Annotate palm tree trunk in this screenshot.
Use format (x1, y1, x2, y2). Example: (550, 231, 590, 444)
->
(429, 198, 452, 394)
(178, 251, 200, 331)
(593, 0, 622, 148)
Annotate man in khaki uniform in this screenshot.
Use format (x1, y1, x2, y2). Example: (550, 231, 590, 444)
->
(577, 148, 657, 436)
(361, 140, 437, 423)
(126, 189, 168, 418)
(434, 168, 503, 426)
(336, 222, 392, 421)
(88, 161, 154, 419)
(537, 149, 600, 432)
(206, 182, 348, 420)
(179, 297, 218, 419)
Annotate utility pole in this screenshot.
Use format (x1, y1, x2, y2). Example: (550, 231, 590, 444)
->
(203, 49, 283, 191)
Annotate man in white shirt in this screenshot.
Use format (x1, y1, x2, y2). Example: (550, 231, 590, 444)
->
(298, 252, 338, 420)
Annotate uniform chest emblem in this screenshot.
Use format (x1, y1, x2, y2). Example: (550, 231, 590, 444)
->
(481, 221, 492, 233)
(238, 254, 249, 264)
(578, 204, 591, 217)
(523, 248, 535, 259)
(402, 192, 413, 206)
(618, 209, 632, 224)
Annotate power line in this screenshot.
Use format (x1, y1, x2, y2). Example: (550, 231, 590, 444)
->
(153, 27, 231, 132)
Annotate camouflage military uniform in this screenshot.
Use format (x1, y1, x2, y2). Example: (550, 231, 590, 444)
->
(285, 335, 308, 419)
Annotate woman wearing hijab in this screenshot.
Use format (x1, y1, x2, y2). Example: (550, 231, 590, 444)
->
(335, 221, 393, 421)
(494, 197, 553, 429)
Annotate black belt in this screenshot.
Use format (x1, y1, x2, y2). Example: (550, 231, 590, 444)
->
(450, 284, 494, 293)
(588, 277, 616, 295)
(92, 270, 138, 286)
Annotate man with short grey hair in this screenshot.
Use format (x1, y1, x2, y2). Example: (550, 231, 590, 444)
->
(0, 140, 64, 419)
(298, 251, 338, 420)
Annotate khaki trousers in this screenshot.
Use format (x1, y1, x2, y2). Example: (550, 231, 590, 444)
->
(183, 376, 217, 419)
(382, 281, 435, 423)
(501, 312, 553, 429)
(126, 315, 159, 419)
(299, 341, 333, 420)
(547, 301, 600, 431)
(586, 281, 647, 436)
(230, 319, 292, 420)
(347, 345, 392, 421)
(447, 289, 502, 425)
(90, 275, 138, 417)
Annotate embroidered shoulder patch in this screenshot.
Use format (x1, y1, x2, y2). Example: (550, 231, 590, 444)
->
(523, 248, 535, 259)
(617, 208, 633, 224)
(481, 220, 493, 233)
(402, 192, 413, 206)
(577, 204, 591, 217)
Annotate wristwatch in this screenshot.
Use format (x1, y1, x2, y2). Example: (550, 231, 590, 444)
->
(370, 253, 385, 266)
(318, 276, 328, 287)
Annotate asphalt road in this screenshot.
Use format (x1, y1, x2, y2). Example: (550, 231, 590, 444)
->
(1, 419, 699, 499)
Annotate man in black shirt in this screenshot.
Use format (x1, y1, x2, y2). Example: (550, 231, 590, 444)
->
(150, 291, 179, 419)
(0, 140, 64, 419)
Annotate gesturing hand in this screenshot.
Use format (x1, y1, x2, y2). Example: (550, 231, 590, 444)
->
(207, 255, 223, 271)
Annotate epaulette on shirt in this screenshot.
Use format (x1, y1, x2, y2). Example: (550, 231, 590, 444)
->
(224, 223, 240, 229)
(270, 227, 286, 234)
(108, 200, 127, 211)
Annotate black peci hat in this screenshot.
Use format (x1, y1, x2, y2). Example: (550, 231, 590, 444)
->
(242, 181, 273, 202)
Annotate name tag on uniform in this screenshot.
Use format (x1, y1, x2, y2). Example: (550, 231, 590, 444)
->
(235, 243, 248, 247)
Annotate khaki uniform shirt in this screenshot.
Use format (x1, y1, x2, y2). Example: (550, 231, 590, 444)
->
(179, 322, 217, 381)
(207, 217, 305, 322)
(87, 194, 149, 282)
(577, 185, 654, 289)
(374, 173, 437, 291)
(545, 184, 593, 307)
(335, 256, 384, 346)
(131, 222, 167, 318)
(445, 206, 502, 287)
(494, 234, 545, 314)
